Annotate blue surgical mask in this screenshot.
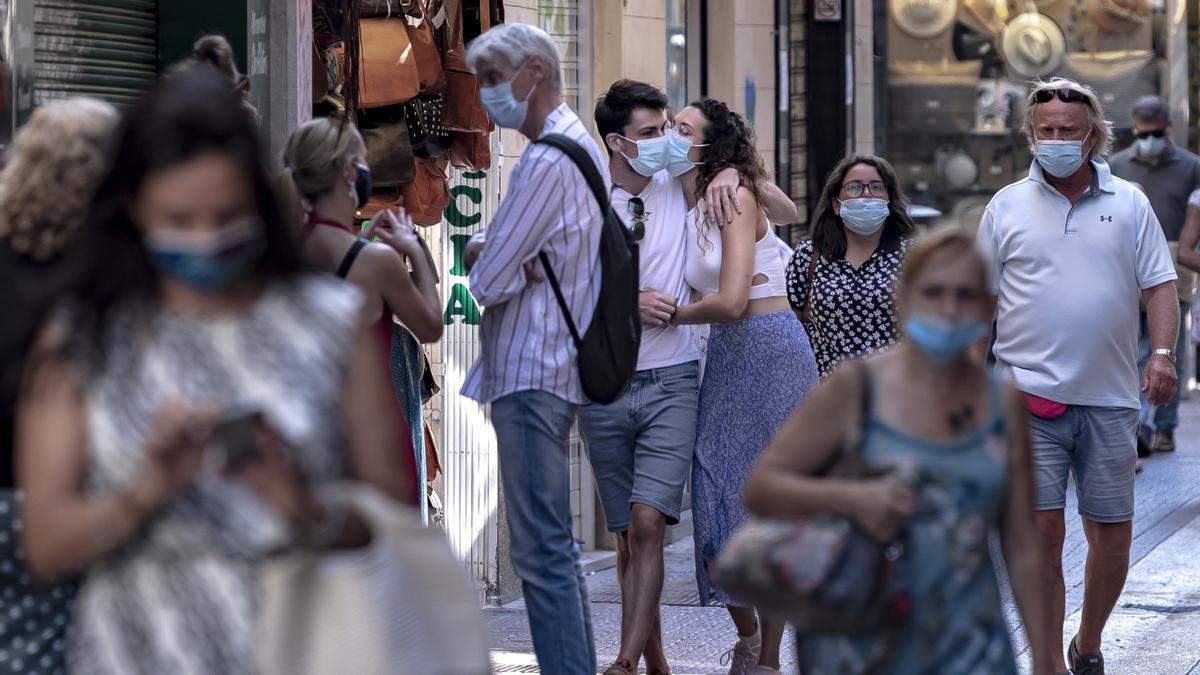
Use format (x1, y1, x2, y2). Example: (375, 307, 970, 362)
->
(836, 198, 890, 235)
(145, 218, 266, 293)
(665, 129, 707, 177)
(1035, 130, 1091, 178)
(480, 64, 535, 130)
(904, 313, 987, 365)
(618, 134, 669, 177)
(353, 163, 372, 209)
(1137, 135, 1166, 158)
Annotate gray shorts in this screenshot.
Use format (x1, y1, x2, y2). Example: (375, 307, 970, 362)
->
(578, 361, 699, 533)
(1029, 405, 1138, 523)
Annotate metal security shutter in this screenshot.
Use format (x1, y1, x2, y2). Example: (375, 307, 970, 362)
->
(32, 0, 157, 106)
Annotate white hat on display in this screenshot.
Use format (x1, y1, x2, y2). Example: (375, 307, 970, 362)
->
(891, 0, 959, 38)
(1001, 11, 1066, 79)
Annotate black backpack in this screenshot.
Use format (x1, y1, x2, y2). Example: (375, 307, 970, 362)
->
(534, 133, 641, 404)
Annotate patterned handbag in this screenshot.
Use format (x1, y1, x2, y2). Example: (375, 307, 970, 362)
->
(712, 362, 910, 634)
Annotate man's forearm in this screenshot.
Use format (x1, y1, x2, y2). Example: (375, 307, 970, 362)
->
(1146, 282, 1181, 350)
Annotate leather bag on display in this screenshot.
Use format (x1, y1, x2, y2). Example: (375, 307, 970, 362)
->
(1057, 50, 1157, 129)
(402, 0, 446, 94)
(360, 111, 417, 188)
(357, 16, 421, 108)
(405, 96, 453, 159)
(401, 157, 451, 226)
(443, 0, 495, 133)
(887, 61, 979, 134)
(447, 131, 491, 171)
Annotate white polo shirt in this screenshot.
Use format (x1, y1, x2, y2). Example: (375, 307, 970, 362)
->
(612, 170, 702, 371)
(977, 159, 1177, 409)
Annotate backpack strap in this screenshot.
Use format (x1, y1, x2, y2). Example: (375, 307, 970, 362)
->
(531, 134, 611, 350)
(336, 238, 368, 279)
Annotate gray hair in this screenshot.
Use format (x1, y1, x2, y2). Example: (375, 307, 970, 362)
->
(465, 23, 563, 93)
(1022, 77, 1114, 159)
(1131, 95, 1170, 125)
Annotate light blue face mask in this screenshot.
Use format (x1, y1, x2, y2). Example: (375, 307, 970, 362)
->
(904, 313, 987, 365)
(1035, 130, 1092, 179)
(480, 63, 534, 130)
(618, 134, 669, 177)
(1136, 135, 1166, 158)
(665, 129, 707, 177)
(836, 198, 890, 235)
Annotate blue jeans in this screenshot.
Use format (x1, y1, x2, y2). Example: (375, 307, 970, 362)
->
(1137, 301, 1189, 436)
(490, 390, 596, 675)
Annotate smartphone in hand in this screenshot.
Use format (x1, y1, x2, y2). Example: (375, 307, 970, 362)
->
(209, 410, 262, 471)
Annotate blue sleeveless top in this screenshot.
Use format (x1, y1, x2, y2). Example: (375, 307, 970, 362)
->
(797, 368, 1019, 675)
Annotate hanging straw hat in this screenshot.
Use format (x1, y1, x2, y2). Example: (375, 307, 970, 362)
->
(1087, 0, 1150, 34)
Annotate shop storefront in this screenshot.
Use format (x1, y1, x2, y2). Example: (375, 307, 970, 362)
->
(873, 0, 1191, 234)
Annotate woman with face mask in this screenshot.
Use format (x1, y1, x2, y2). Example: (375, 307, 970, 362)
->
(745, 228, 1052, 675)
(785, 155, 917, 378)
(666, 98, 818, 675)
(16, 70, 418, 674)
(282, 117, 443, 517)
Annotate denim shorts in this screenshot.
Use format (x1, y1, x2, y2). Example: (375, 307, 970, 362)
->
(578, 361, 700, 533)
(1029, 405, 1138, 523)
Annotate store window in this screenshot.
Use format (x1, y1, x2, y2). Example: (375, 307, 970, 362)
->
(881, 0, 1179, 235)
(666, 0, 687, 114)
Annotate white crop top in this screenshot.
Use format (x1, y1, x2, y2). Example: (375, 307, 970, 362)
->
(683, 201, 788, 301)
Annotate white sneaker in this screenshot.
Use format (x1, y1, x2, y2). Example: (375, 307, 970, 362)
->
(715, 628, 762, 675)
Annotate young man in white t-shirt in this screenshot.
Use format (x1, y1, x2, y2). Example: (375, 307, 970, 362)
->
(583, 80, 796, 675)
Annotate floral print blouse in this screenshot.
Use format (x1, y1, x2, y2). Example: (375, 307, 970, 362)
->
(785, 236, 912, 377)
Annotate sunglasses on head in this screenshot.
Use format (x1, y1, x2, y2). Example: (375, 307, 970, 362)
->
(1136, 129, 1166, 139)
(1033, 88, 1092, 107)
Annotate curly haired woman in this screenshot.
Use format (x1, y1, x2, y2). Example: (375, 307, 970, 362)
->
(664, 99, 819, 674)
(0, 96, 119, 675)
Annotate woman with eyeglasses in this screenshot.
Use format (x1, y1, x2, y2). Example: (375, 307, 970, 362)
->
(666, 98, 818, 675)
(16, 70, 417, 674)
(785, 155, 917, 378)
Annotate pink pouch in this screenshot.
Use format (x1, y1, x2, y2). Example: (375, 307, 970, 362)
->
(1024, 393, 1068, 419)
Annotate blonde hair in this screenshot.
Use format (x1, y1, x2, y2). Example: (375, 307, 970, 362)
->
(0, 97, 119, 260)
(1022, 77, 1114, 160)
(279, 116, 361, 227)
(899, 226, 990, 296)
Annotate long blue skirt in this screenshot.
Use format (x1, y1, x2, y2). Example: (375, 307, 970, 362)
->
(692, 311, 818, 606)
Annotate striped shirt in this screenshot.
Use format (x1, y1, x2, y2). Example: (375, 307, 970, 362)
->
(462, 103, 608, 404)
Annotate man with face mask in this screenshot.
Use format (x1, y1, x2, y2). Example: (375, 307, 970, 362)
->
(977, 78, 1178, 675)
(1107, 96, 1200, 455)
(459, 23, 608, 675)
(583, 80, 797, 675)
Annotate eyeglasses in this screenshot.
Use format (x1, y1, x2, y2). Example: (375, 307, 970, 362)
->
(842, 181, 888, 198)
(1033, 88, 1092, 107)
(1136, 129, 1166, 139)
(627, 197, 647, 242)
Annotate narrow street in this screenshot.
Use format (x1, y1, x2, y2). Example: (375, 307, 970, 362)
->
(488, 398, 1200, 674)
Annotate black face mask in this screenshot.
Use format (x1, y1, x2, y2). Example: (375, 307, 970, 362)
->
(354, 164, 372, 209)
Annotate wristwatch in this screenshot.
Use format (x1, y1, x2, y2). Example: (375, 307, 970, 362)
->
(1153, 348, 1177, 364)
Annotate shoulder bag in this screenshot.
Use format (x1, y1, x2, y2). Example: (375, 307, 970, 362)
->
(713, 361, 909, 636)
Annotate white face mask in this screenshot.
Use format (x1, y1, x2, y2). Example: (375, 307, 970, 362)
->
(665, 129, 707, 177)
(1137, 135, 1167, 158)
(479, 63, 535, 129)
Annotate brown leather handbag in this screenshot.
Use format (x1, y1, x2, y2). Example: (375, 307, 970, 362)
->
(442, 0, 493, 132)
(401, 0, 445, 95)
(401, 157, 451, 226)
(361, 112, 417, 188)
(358, 17, 421, 108)
(448, 131, 491, 172)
